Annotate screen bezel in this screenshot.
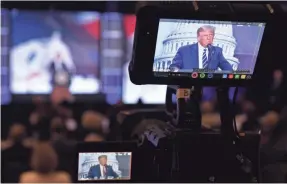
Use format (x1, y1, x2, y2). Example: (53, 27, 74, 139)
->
(131, 6, 271, 87)
(75, 142, 137, 183)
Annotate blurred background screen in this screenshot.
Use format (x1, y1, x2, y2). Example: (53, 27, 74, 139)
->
(122, 15, 167, 104)
(10, 10, 101, 94)
(1, 8, 11, 105)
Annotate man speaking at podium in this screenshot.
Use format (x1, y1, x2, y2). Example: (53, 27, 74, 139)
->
(87, 155, 119, 179)
(169, 25, 233, 72)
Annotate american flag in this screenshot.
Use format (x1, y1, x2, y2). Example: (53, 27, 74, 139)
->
(124, 15, 136, 60)
(124, 15, 136, 38)
(74, 12, 100, 40)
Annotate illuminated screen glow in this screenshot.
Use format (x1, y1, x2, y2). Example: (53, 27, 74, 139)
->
(122, 15, 167, 104)
(78, 152, 132, 181)
(10, 10, 101, 94)
(153, 19, 265, 80)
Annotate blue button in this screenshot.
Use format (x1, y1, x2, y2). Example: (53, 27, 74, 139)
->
(222, 74, 227, 78)
(208, 74, 213, 78)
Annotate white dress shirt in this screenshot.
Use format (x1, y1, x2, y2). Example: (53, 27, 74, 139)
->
(197, 43, 209, 69)
(100, 165, 106, 177)
(55, 61, 63, 71)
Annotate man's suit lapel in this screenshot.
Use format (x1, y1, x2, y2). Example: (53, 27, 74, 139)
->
(96, 165, 101, 177)
(208, 46, 215, 65)
(191, 44, 199, 68)
(107, 166, 112, 176)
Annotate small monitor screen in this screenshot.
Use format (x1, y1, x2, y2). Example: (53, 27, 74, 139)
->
(78, 152, 132, 181)
(10, 10, 101, 94)
(153, 19, 266, 80)
(123, 15, 167, 104)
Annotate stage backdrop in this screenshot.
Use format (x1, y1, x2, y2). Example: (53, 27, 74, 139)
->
(10, 10, 101, 94)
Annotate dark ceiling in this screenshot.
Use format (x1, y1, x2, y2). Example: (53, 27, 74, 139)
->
(1, 1, 287, 71)
(1, 1, 287, 14)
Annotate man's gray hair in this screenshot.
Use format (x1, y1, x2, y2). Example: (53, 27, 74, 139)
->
(98, 155, 107, 160)
(197, 25, 216, 36)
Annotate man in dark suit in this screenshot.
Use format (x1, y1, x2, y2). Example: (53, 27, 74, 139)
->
(87, 155, 119, 179)
(169, 25, 233, 72)
(49, 53, 74, 87)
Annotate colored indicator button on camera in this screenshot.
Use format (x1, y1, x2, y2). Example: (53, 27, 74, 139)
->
(246, 75, 252, 79)
(208, 74, 213, 78)
(200, 73, 205, 78)
(191, 72, 198, 78)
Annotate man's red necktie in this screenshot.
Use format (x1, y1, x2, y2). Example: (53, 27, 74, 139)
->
(103, 166, 107, 177)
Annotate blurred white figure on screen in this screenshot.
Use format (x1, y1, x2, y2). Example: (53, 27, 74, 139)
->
(10, 37, 51, 93)
(46, 32, 76, 74)
(11, 32, 76, 93)
(46, 32, 76, 87)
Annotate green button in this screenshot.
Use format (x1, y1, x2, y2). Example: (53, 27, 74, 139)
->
(200, 73, 205, 78)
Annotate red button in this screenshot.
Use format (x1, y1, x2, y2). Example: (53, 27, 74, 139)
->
(191, 72, 198, 78)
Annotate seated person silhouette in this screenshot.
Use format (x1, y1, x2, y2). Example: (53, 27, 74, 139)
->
(87, 155, 119, 179)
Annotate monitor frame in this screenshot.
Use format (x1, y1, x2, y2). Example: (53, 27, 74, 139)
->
(75, 142, 138, 183)
(130, 6, 272, 87)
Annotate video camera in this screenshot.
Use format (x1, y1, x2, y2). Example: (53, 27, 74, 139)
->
(77, 3, 274, 183)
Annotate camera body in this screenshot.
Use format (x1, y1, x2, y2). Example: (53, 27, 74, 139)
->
(76, 4, 273, 183)
(154, 131, 261, 182)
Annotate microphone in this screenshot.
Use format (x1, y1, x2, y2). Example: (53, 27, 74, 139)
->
(207, 44, 212, 50)
(207, 44, 215, 58)
(169, 66, 179, 72)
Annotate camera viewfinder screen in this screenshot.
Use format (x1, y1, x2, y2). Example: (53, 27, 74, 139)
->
(78, 152, 132, 181)
(153, 19, 266, 80)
